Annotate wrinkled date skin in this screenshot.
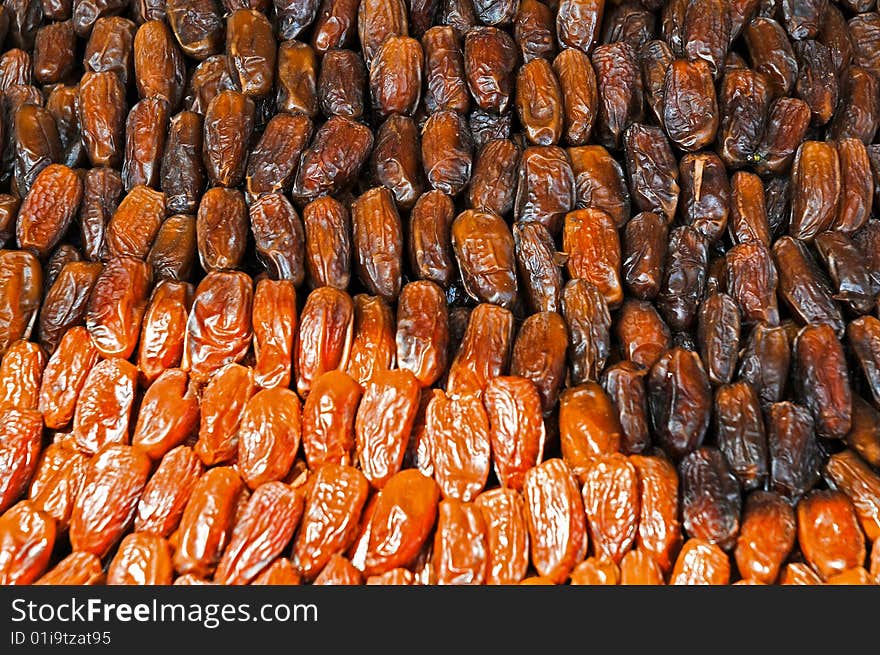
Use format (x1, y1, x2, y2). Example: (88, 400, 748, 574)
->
(252, 279, 297, 390)
(670, 538, 730, 585)
(558, 382, 622, 479)
(135, 445, 204, 538)
(173, 466, 245, 578)
(0, 406, 42, 515)
(351, 187, 404, 303)
(649, 347, 712, 460)
(582, 454, 640, 565)
(562, 279, 612, 386)
(301, 371, 361, 470)
(794, 323, 852, 440)
(293, 464, 369, 581)
(797, 490, 866, 581)
(445, 303, 514, 397)
(215, 482, 304, 585)
(183, 271, 253, 385)
(824, 449, 880, 543)
(475, 488, 529, 585)
(510, 311, 568, 414)
(137, 281, 192, 387)
(0, 339, 45, 410)
(107, 533, 174, 585)
(396, 281, 448, 388)
(296, 286, 353, 398)
(202, 90, 254, 188)
(16, 164, 83, 259)
(0, 500, 56, 585)
(195, 363, 255, 466)
(483, 376, 545, 491)
(563, 208, 622, 309)
(69, 445, 151, 559)
(715, 382, 768, 492)
(72, 358, 138, 455)
(452, 210, 517, 310)
(86, 256, 151, 360)
(356, 369, 421, 489)
(237, 388, 302, 489)
(679, 447, 742, 551)
(131, 369, 199, 461)
(735, 491, 796, 584)
(767, 401, 821, 501)
(425, 391, 491, 502)
(38, 327, 99, 429)
(28, 441, 88, 532)
(292, 116, 373, 203)
(602, 361, 651, 455)
(346, 294, 394, 388)
(38, 261, 103, 356)
(522, 458, 587, 584)
(514, 221, 563, 315)
(431, 498, 489, 585)
(355, 469, 440, 577)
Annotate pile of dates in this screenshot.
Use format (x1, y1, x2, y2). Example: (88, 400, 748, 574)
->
(1, 0, 880, 586)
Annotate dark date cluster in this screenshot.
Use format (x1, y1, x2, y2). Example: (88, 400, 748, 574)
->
(1, 0, 880, 586)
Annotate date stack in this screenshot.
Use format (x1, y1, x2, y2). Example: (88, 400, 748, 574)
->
(1, 0, 880, 586)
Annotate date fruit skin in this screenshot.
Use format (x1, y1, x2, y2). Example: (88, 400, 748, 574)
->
(630, 454, 681, 573)
(28, 442, 87, 532)
(797, 490, 866, 581)
(252, 278, 296, 390)
(107, 533, 174, 585)
(767, 401, 821, 501)
(670, 538, 730, 585)
(293, 464, 370, 581)
(679, 447, 742, 551)
(301, 371, 361, 470)
(0, 500, 56, 585)
(432, 498, 489, 585)
(35, 552, 104, 586)
(452, 210, 518, 310)
(446, 303, 514, 397)
(582, 454, 640, 565)
(824, 449, 880, 543)
(85, 256, 151, 360)
(72, 357, 138, 455)
(137, 280, 192, 386)
(734, 491, 796, 585)
(0, 339, 44, 410)
(648, 347, 712, 460)
(346, 294, 395, 388)
(15, 164, 83, 259)
(356, 369, 421, 489)
(173, 466, 245, 578)
(351, 187, 404, 303)
(296, 286, 354, 398)
(183, 270, 253, 384)
(0, 406, 42, 515)
(559, 382, 622, 479)
(714, 382, 768, 492)
(523, 458, 588, 584)
(483, 376, 545, 491)
(195, 363, 255, 466)
(794, 323, 852, 441)
(237, 388, 302, 490)
(131, 368, 199, 461)
(69, 445, 152, 559)
(215, 481, 304, 585)
(356, 468, 440, 577)
(426, 390, 491, 502)
(474, 487, 529, 585)
(135, 445, 204, 538)
(510, 311, 568, 414)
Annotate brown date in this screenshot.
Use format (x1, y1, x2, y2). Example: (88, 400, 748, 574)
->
(72, 357, 137, 455)
(196, 186, 247, 272)
(122, 98, 168, 191)
(137, 280, 192, 386)
(292, 116, 373, 202)
(794, 323, 851, 441)
(345, 294, 394, 388)
(275, 39, 316, 116)
(474, 487, 529, 585)
(622, 211, 667, 301)
(772, 236, 844, 335)
(195, 363, 255, 466)
(515, 145, 575, 235)
(421, 109, 473, 197)
(824, 449, 880, 543)
(351, 187, 403, 303)
(470, 138, 519, 218)
(107, 185, 165, 260)
(134, 20, 185, 110)
(37, 261, 101, 355)
(483, 376, 545, 491)
(464, 26, 517, 114)
(183, 270, 252, 384)
(301, 371, 361, 469)
(623, 123, 678, 222)
(296, 286, 353, 398)
(131, 368, 199, 461)
(715, 382, 767, 491)
(510, 311, 568, 414)
(452, 209, 517, 309)
(431, 498, 489, 585)
(522, 458, 587, 584)
(356, 369, 420, 489)
(69, 444, 151, 558)
(202, 90, 255, 188)
(0, 249, 42, 357)
(148, 214, 197, 282)
(135, 445, 204, 538)
(16, 164, 82, 259)
(446, 303, 513, 397)
(648, 347, 712, 459)
(734, 490, 796, 585)
(767, 401, 821, 500)
(592, 42, 643, 150)
(38, 326, 99, 429)
(558, 382, 622, 478)
(582, 454, 640, 565)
